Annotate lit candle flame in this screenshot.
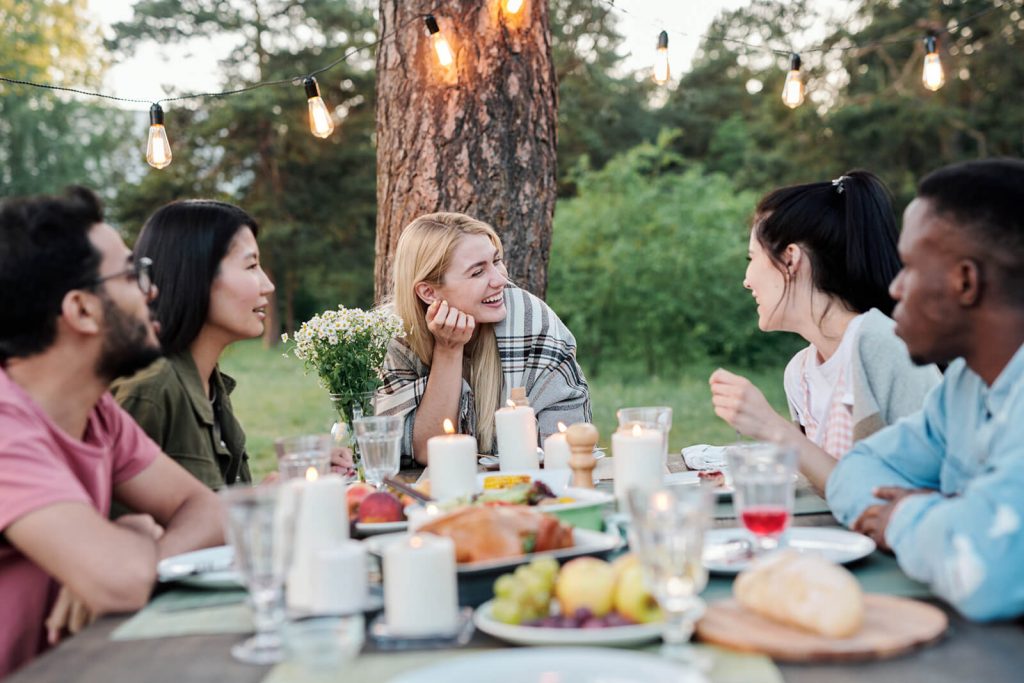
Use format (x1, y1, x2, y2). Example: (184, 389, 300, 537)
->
(443, 418, 455, 434)
(632, 424, 643, 437)
(506, 0, 524, 14)
(557, 422, 567, 433)
(305, 467, 319, 482)
(409, 535, 423, 549)
(506, 399, 516, 408)
(426, 504, 439, 515)
(653, 491, 672, 511)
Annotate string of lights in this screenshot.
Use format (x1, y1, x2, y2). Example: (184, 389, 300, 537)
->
(0, 0, 1007, 169)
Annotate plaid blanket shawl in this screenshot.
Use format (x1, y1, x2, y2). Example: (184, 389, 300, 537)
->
(375, 285, 591, 460)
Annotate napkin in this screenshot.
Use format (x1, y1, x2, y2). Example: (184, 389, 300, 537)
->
(681, 444, 728, 471)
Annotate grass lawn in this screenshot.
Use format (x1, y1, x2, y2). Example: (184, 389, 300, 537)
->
(221, 340, 790, 479)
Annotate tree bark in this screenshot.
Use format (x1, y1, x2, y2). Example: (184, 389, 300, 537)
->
(374, 0, 558, 301)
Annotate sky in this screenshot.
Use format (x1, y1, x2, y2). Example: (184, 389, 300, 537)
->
(86, 0, 849, 111)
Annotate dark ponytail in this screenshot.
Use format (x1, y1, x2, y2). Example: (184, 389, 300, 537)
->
(753, 170, 901, 317)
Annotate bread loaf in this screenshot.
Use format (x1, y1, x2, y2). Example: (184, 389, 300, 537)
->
(733, 550, 864, 638)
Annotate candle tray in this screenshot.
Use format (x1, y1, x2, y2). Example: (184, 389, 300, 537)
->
(368, 607, 475, 650)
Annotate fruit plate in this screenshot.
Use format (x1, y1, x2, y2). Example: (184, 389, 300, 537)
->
(390, 647, 707, 683)
(703, 527, 877, 574)
(363, 528, 624, 576)
(354, 520, 409, 536)
(158, 545, 242, 590)
(473, 600, 664, 647)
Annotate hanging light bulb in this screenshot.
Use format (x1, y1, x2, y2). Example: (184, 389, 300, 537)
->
(653, 31, 670, 85)
(146, 103, 172, 169)
(922, 34, 945, 92)
(505, 0, 524, 14)
(304, 77, 335, 138)
(781, 52, 805, 109)
(424, 15, 453, 67)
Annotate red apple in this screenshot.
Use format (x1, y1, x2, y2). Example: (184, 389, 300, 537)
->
(346, 482, 376, 519)
(356, 491, 406, 523)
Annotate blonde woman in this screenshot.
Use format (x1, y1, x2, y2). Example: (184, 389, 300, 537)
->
(375, 213, 591, 466)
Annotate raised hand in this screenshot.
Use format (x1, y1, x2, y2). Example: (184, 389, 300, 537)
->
(709, 368, 791, 441)
(426, 299, 475, 351)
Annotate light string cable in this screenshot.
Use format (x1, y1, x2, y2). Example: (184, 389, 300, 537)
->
(0, 5, 441, 107)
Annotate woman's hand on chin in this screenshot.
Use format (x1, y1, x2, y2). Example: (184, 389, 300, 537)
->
(426, 299, 475, 351)
(709, 368, 790, 441)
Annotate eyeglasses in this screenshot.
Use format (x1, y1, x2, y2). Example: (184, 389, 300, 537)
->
(88, 257, 154, 296)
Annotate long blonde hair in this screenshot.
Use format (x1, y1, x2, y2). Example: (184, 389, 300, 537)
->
(389, 212, 504, 452)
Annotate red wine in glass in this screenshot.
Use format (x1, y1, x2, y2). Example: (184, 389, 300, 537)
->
(741, 505, 790, 536)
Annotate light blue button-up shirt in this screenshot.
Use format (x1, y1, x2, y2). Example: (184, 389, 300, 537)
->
(827, 342, 1024, 621)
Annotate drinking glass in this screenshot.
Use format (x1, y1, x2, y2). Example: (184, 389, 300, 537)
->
(353, 415, 403, 489)
(617, 406, 673, 460)
(725, 442, 798, 555)
(220, 484, 289, 664)
(627, 486, 711, 664)
(275, 435, 332, 481)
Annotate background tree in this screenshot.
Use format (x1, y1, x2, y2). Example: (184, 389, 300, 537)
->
(0, 0, 132, 197)
(108, 0, 379, 341)
(374, 0, 558, 299)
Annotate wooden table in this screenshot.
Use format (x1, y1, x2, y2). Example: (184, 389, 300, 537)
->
(9, 466, 1024, 682)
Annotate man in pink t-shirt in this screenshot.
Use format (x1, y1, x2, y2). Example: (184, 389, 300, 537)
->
(0, 187, 224, 677)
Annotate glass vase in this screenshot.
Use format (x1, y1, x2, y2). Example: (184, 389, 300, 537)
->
(328, 391, 376, 464)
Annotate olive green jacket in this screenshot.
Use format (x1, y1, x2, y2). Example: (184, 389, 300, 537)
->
(112, 351, 252, 491)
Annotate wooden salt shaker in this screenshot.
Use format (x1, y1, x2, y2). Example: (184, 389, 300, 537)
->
(566, 423, 599, 489)
(509, 386, 529, 407)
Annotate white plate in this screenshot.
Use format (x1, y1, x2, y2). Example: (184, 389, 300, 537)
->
(477, 448, 606, 469)
(703, 527, 877, 574)
(363, 528, 624, 575)
(664, 469, 734, 497)
(390, 647, 707, 683)
(355, 520, 409, 536)
(158, 545, 242, 589)
(473, 600, 664, 647)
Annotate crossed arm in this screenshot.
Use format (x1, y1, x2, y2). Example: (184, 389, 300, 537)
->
(6, 454, 223, 618)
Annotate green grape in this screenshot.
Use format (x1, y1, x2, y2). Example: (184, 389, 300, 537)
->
(530, 557, 560, 585)
(493, 573, 517, 599)
(491, 598, 523, 625)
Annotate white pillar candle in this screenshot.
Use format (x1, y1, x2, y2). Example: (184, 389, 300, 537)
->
(612, 424, 665, 503)
(542, 423, 571, 470)
(287, 472, 350, 612)
(383, 534, 459, 636)
(407, 503, 443, 532)
(310, 540, 368, 615)
(427, 420, 478, 501)
(495, 401, 539, 471)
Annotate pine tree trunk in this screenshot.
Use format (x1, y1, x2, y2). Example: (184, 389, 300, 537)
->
(374, 0, 558, 301)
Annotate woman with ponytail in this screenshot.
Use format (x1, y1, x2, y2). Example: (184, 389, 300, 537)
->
(709, 171, 940, 493)
(375, 213, 591, 466)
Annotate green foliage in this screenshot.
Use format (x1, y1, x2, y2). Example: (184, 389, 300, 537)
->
(0, 0, 133, 197)
(548, 132, 801, 377)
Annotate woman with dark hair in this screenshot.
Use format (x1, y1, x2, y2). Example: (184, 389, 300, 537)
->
(709, 171, 941, 493)
(111, 200, 275, 489)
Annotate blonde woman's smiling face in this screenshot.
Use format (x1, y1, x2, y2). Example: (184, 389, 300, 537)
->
(425, 233, 508, 324)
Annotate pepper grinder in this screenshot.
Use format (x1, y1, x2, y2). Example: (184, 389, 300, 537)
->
(566, 423, 599, 489)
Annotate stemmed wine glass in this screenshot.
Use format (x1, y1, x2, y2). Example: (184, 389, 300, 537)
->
(220, 484, 293, 664)
(627, 486, 711, 665)
(725, 442, 798, 555)
(353, 415, 403, 489)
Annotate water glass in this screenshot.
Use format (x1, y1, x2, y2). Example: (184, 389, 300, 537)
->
(220, 484, 289, 665)
(275, 435, 332, 480)
(617, 406, 673, 459)
(353, 415, 403, 489)
(725, 442, 798, 554)
(627, 486, 710, 663)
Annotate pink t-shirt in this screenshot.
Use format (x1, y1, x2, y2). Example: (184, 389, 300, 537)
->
(0, 366, 160, 677)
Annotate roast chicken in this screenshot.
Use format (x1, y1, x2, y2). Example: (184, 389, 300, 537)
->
(418, 505, 574, 563)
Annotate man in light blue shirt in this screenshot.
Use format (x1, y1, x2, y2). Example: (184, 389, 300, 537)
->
(827, 158, 1024, 621)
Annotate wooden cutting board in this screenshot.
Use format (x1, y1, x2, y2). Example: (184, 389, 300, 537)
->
(696, 594, 948, 662)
